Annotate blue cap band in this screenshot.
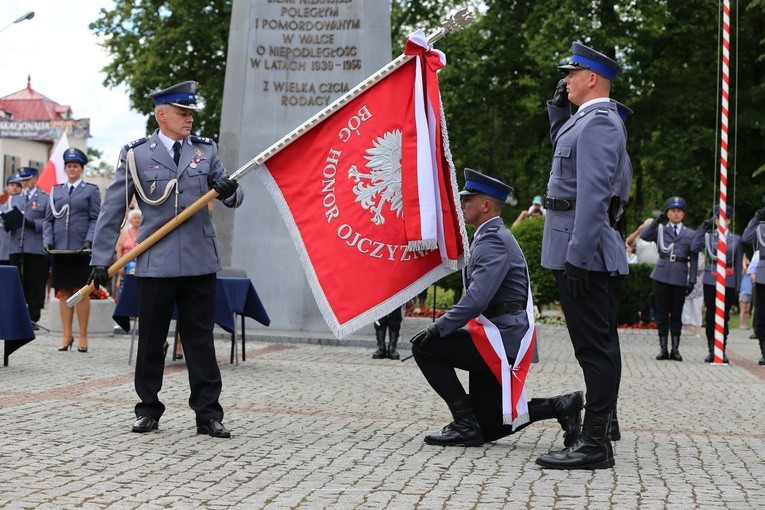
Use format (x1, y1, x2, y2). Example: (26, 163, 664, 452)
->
(153, 92, 195, 105)
(465, 179, 508, 201)
(571, 55, 618, 81)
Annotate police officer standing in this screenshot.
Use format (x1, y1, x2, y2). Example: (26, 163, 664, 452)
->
(742, 204, 765, 365)
(43, 148, 101, 352)
(536, 42, 631, 470)
(640, 197, 698, 361)
(8, 167, 50, 328)
(89, 81, 243, 438)
(694, 206, 743, 363)
(410, 169, 583, 449)
(1, 174, 23, 265)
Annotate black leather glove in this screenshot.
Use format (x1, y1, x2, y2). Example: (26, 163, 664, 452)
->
(702, 219, 714, 232)
(565, 261, 590, 299)
(89, 266, 110, 290)
(24, 219, 36, 230)
(410, 322, 440, 348)
(44, 244, 53, 253)
(686, 282, 695, 296)
(551, 79, 569, 108)
(3, 219, 12, 231)
(754, 207, 765, 222)
(81, 240, 92, 251)
(657, 212, 668, 224)
(212, 177, 238, 200)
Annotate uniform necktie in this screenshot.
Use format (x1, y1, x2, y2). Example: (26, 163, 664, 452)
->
(172, 141, 182, 166)
(673, 225, 679, 236)
(69, 185, 74, 196)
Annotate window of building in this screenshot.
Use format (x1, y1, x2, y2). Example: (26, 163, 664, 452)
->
(28, 160, 45, 171)
(4, 155, 20, 174)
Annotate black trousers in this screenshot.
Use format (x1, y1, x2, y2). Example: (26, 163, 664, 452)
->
(554, 270, 623, 414)
(9, 253, 48, 322)
(653, 280, 686, 337)
(703, 284, 737, 348)
(374, 307, 402, 334)
(135, 274, 223, 422)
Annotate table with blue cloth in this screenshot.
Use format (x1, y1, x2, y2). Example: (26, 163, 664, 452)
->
(113, 274, 269, 364)
(0, 265, 36, 366)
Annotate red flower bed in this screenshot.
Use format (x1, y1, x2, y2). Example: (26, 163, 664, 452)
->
(618, 322, 657, 329)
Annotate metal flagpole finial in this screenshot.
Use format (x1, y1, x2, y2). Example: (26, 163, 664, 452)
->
(444, 8, 475, 34)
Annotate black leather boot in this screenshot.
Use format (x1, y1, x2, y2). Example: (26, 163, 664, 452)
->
(535, 410, 614, 470)
(387, 330, 400, 360)
(526, 391, 583, 447)
(669, 335, 683, 361)
(424, 396, 484, 447)
(656, 335, 669, 360)
(704, 337, 714, 363)
(610, 407, 621, 441)
(372, 329, 386, 359)
(759, 339, 765, 366)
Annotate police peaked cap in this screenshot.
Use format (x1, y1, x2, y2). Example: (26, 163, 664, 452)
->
(558, 42, 622, 81)
(149, 80, 201, 110)
(6, 174, 22, 185)
(63, 147, 88, 166)
(18, 167, 38, 180)
(459, 168, 513, 202)
(665, 196, 686, 210)
(713, 205, 734, 217)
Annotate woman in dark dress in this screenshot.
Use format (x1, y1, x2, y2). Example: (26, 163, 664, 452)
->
(43, 148, 101, 352)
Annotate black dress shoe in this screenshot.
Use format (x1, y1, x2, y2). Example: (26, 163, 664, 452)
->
(132, 416, 159, 433)
(197, 419, 231, 438)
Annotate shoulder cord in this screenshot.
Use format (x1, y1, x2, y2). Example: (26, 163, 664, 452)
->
(126, 148, 179, 217)
(48, 186, 70, 230)
(656, 224, 674, 256)
(756, 223, 765, 248)
(704, 230, 733, 262)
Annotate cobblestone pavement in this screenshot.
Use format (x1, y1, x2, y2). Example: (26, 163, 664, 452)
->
(1, 316, 764, 509)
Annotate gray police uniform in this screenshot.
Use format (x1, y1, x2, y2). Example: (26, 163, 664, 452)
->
(91, 129, 243, 423)
(540, 99, 630, 415)
(693, 227, 743, 356)
(413, 215, 531, 439)
(44, 182, 101, 290)
(742, 216, 765, 362)
(8, 188, 50, 322)
(640, 221, 698, 338)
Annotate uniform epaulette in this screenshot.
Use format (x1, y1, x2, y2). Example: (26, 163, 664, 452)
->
(124, 137, 149, 150)
(485, 226, 500, 233)
(190, 135, 214, 145)
(596, 108, 610, 115)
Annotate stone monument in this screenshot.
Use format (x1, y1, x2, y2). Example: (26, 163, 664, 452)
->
(217, 0, 392, 333)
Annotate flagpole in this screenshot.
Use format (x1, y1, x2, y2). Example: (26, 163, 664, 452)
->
(67, 9, 474, 308)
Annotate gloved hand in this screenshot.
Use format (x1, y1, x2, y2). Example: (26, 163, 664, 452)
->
(81, 240, 92, 251)
(565, 261, 590, 299)
(410, 322, 440, 348)
(686, 282, 695, 296)
(657, 211, 668, 224)
(754, 207, 765, 222)
(89, 266, 110, 290)
(550, 79, 569, 108)
(702, 219, 714, 232)
(212, 177, 238, 200)
(44, 244, 53, 253)
(24, 219, 36, 230)
(3, 219, 12, 231)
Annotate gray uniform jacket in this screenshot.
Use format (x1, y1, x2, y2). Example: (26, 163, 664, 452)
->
(8, 189, 50, 255)
(0, 200, 13, 259)
(91, 131, 244, 277)
(434, 217, 529, 360)
(742, 217, 765, 284)
(689, 229, 742, 291)
(43, 182, 101, 250)
(541, 100, 631, 275)
(641, 222, 699, 286)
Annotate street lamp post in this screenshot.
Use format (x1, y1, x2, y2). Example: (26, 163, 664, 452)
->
(0, 11, 35, 36)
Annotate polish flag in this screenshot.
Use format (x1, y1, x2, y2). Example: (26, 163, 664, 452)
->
(259, 30, 467, 338)
(37, 132, 70, 193)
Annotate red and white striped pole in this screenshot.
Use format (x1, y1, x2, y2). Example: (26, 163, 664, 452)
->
(713, 0, 731, 365)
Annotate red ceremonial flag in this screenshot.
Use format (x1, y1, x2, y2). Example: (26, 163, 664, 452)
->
(259, 30, 468, 338)
(37, 132, 70, 193)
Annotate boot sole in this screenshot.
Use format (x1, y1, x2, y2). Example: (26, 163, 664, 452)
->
(535, 457, 615, 470)
(424, 437, 484, 447)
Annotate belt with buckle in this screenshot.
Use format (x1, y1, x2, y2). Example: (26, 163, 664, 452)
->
(484, 301, 525, 318)
(544, 196, 576, 211)
(664, 255, 689, 263)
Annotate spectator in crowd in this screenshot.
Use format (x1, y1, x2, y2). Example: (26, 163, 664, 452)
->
(640, 197, 698, 361)
(626, 218, 659, 323)
(739, 255, 752, 329)
(512, 198, 545, 228)
(43, 148, 101, 352)
(681, 253, 705, 339)
(372, 306, 403, 360)
(691, 206, 743, 363)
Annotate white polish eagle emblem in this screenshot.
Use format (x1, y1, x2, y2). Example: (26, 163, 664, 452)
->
(348, 130, 403, 225)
